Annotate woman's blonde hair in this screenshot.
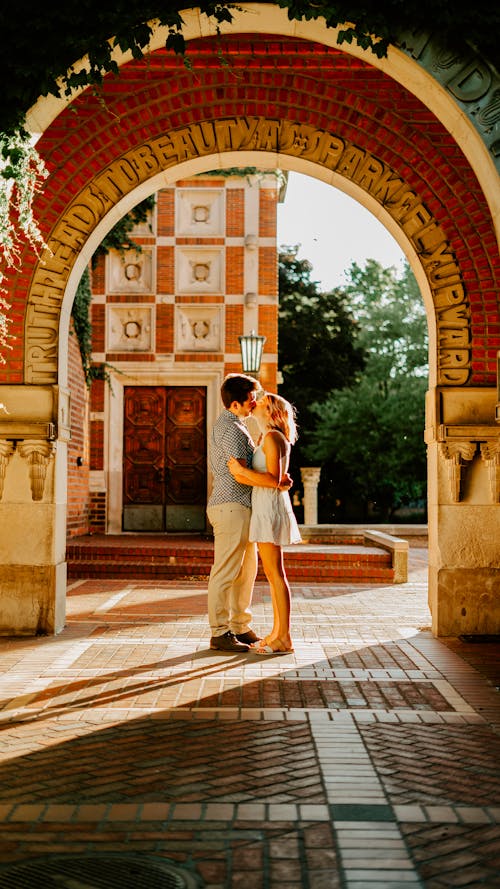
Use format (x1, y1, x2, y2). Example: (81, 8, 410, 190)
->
(263, 393, 298, 444)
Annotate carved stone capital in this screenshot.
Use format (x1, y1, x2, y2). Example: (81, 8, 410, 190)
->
(300, 466, 322, 487)
(439, 441, 477, 502)
(17, 440, 55, 501)
(480, 441, 500, 503)
(0, 440, 15, 500)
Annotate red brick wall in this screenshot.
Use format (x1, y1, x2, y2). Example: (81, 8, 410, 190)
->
(259, 246, 278, 296)
(227, 189, 245, 236)
(90, 492, 106, 534)
(259, 188, 278, 237)
(92, 254, 106, 293)
(226, 246, 244, 294)
(66, 319, 90, 538)
(157, 246, 175, 292)
(225, 304, 244, 353)
(259, 305, 278, 352)
(157, 188, 175, 237)
(156, 303, 174, 353)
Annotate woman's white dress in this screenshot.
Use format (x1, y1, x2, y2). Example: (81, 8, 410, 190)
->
(249, 442, 302, 545)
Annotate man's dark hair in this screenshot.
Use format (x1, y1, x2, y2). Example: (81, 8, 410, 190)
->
(221, 373, 259, 408)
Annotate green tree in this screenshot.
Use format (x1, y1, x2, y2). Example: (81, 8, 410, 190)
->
(278, 246, 365, 500)
(279, 246, 365, 420)
(307, 259, 428, 521)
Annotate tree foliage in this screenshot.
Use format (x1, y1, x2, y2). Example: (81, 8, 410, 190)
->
(278, 246, 365, 495)
(306, 260, 428, 520)
(279, 246, 365, 420)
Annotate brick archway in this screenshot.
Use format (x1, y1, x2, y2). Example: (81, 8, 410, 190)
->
(0, 12, 498, 637)
(9, 32, 498, 391)
(26, 120, 471, 390)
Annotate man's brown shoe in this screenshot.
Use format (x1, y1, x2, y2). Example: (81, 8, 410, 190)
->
(235, 630, 261, 645)
(210, 631, 250, 653)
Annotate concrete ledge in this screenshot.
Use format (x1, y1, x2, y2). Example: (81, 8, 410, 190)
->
(299, 523, 427, 540)
(363, 530, 409, 583)
(299, 524, 414, 584)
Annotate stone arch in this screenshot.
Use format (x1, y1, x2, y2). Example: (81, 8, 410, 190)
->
(0, 6, 498, 638)
(13, 23, 497, 392)
(29, 121, 463, 389)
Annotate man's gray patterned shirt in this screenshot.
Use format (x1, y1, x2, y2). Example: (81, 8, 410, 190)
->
(207, 409, 255, 508)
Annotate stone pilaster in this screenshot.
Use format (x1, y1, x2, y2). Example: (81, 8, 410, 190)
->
(0, 386, 67, 636)
(480, 440, 500, 503)
(0, 441, 15, 499)
(426, 386, 500, 636)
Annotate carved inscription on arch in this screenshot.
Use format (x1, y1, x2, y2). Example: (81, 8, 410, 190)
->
(395, 31, 500, 166)
(26, 117, 470, 385)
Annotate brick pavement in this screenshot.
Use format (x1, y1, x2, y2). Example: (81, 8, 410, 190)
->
(0, 546, 499, 887)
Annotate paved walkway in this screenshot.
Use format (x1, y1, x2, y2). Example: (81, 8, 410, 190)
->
(0, 547, 499, 888)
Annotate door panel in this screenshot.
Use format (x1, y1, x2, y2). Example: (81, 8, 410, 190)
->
(123, 386, 206, 532)
(165, 387, 206, 531)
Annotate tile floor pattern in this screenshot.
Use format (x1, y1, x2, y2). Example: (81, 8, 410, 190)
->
(0, 547, 499, 887)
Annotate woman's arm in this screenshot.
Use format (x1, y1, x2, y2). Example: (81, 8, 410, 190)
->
(228, 432, 291, 489)
(227, 456, 281, 489)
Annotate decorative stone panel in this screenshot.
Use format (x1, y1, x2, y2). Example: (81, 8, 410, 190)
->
(17, 440, 55, 501)
(175, 306, 222, 352)
(176, 248, 223, 295)
(176, 188, 224, 236)
(439, 441, 477, 503)
(106, 249, 154, 294)
(106, 306, 153, 352)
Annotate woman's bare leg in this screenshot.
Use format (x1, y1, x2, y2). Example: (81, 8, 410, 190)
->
(265, 569, 280, 644)
(256, 542, 293, 651)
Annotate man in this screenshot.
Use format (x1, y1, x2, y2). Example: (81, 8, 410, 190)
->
(207, 373, 291, 653)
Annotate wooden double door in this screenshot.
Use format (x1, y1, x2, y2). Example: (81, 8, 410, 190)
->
(123, 386, 207, 532)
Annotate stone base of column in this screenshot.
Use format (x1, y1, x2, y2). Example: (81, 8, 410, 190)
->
(429, 566, 500, 636)
(0, 562, 66, 635)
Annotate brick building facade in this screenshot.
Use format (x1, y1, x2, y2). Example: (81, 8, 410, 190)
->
(67, 171, 282, 537)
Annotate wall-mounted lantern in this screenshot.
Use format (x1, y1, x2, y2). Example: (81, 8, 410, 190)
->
(239, 329, 266, 376)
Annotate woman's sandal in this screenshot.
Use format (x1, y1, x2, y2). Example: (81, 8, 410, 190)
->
(252, 643, 294, 655)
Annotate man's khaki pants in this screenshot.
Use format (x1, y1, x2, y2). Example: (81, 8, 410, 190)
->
(207, 502, 257, 637)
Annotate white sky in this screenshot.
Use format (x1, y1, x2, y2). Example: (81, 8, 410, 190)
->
(277, 171, 406, 291)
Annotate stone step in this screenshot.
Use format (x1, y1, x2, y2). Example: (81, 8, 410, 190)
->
(66, 536, 394, 583)
(67, 559, 394, 582)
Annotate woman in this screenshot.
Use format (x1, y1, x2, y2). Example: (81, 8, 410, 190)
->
(227, 392, 301, 654)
